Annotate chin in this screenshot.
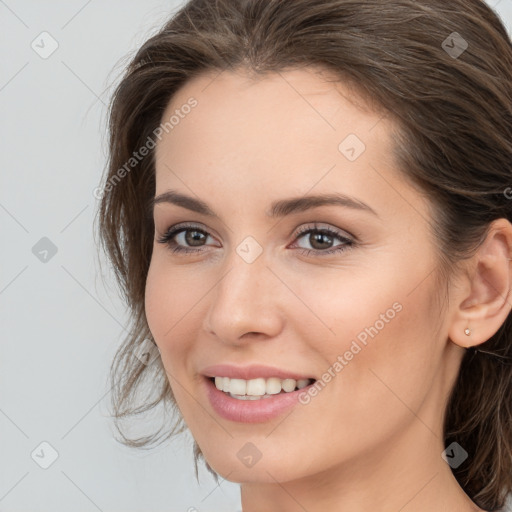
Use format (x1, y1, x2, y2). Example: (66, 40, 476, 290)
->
(199, 444, 313, 484)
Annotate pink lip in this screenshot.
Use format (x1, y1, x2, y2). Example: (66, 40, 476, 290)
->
(202, 376, 315, 423)
(200, 363, 314, 381)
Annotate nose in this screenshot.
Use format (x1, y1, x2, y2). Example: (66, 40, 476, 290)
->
(202, 246, 285, 345)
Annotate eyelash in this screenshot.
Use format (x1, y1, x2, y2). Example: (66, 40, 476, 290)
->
(156, 222, 355, 257)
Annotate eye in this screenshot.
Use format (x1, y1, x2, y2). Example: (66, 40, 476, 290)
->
(290, 223, 355, 256)
(156, 222, 219, 254)
(156, 222, 355, 257)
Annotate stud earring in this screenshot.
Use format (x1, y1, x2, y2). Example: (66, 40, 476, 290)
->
(464, 327, 471, 336)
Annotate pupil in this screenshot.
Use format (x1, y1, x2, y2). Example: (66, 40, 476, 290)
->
(310, 232, 332, 250)
(186, 230, 206, 246)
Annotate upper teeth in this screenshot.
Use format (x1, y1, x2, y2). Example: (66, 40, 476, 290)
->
(214, 376, 311, 396)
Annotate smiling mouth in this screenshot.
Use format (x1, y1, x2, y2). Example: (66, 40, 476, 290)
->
(208, 376, 316, 400)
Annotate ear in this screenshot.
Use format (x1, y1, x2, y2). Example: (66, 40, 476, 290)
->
(448, 218, 512, 349)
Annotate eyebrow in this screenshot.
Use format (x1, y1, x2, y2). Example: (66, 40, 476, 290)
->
(151, 190, 378, 218)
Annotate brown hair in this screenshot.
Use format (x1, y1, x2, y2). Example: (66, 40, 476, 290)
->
(95, 0, 512, 509)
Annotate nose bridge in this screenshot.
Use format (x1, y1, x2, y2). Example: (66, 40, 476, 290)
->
(204, 243, 282, 340)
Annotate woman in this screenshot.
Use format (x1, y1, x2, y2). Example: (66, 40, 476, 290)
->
(96, 0, 512, 510)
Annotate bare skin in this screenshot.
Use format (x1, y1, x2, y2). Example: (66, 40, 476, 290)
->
(145, 66, 512, 512)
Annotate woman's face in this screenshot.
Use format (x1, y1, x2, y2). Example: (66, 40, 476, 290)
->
(145, 67, 463, 483)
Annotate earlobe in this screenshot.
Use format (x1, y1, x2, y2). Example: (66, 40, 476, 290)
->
(448, 218, 512, 350)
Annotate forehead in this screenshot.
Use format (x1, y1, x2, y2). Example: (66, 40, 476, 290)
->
(157, 67, 382, 143)
(151, 67, 430, 230)
(155, 68, 394, 179)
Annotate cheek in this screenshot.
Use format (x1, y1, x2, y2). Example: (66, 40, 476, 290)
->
(145, 260, 171, 341)
(144, 261, 205, 417)
(288, 262, 442, 429)
(144, 258, 199, 361)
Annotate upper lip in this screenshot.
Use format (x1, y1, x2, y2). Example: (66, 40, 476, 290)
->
(201, 364, 315, 381)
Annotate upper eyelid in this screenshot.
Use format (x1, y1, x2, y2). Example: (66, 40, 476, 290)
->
(165, 222, 218, 240)
(294, 223, 353, 239)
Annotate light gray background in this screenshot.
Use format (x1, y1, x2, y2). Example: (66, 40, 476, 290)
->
(1, 1, 511, 511)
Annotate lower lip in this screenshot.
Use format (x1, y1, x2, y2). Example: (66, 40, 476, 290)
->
(203, 376, 314, 423)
